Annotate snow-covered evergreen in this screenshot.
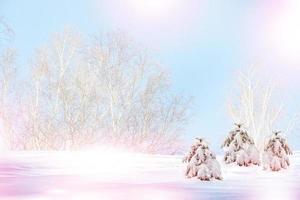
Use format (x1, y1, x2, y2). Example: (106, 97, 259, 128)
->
(183, 138, 222, 181)
(263, 131, 292, 171)
(222, 123, 260, 166)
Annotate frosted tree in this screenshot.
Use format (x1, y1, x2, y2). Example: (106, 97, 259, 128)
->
(23, 28, 83, 150)
(0, 17, 14, 43)
(183, 138, 222, 181)
(24, 29, 191, 153)
(227, 67, 284, 152)
(77, 31, 191, 153)
(0, 18, 19, 149)
(0, 24, 192, 152)
(0, 48, 17, 148)
(222, 123, 260, 166)
(227, 66, 299, 155)
(263, 131, 292, 171)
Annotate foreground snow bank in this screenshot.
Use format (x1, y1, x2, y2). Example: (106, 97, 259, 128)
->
(0, 151, 299, 200)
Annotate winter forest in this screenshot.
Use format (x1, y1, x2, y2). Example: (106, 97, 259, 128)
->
(1, 0, 300, 199)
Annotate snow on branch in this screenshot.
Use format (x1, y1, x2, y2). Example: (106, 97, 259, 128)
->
(183, 138, 222, 181)
(222, 123, 260, 166)
(263, 131, 292, 171)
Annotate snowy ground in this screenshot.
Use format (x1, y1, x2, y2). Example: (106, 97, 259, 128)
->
(0, 151, 299, 200)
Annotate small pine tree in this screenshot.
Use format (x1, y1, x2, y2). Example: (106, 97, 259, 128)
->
(263, 131, 292, 171)
(222, 123, 260, 166)
(183, 138, 222, 181)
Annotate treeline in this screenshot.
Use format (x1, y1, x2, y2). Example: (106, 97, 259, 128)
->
(0, 21, 191, 153)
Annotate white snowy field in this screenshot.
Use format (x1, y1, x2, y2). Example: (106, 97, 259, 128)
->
(0, 151, 299, 200)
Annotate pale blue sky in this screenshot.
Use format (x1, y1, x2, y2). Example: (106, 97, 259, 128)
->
(1, 0, 300, 151)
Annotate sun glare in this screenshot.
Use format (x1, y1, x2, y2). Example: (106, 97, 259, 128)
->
(267, 1, 300, 64)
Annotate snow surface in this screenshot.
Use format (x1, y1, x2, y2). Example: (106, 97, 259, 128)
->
(0, 151, 300, 200)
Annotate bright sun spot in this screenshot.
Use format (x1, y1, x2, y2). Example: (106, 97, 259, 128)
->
(268, 1, 300, 64)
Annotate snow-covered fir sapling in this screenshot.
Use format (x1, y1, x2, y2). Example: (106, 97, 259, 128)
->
(263, 131, 292, 171)
(183, 138, 222, 181)
(221, 123, 260, 166)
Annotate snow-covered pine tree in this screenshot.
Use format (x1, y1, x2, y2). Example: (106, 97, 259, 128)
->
(222, 123, 260, 166)
(263, 131, 292, 171)
(183, 138, 222, 181)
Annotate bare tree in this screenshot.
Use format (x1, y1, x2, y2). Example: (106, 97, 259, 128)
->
(227, 66, 297, 152)
(0, 17, 14, 44)
(25, 30, 191, 153)
(84, 32, 190, 153)
(23, 48, 49, 149)
(0, 48, 17, 149)
(25, 28, 83, 150)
